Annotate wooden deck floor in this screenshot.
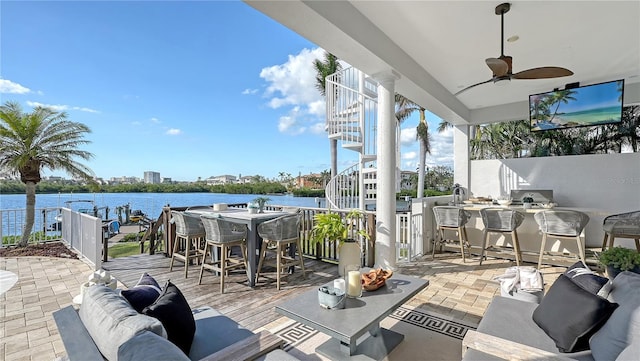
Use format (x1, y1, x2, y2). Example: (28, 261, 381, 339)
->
(102, 254, 339, 332)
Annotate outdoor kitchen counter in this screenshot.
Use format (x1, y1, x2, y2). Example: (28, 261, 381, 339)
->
(451, 205, 603, 265)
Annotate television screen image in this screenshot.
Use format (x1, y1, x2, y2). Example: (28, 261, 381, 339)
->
(529, 79, 624, 132)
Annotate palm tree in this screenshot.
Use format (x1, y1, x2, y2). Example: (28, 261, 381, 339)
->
(0, 101, 94, 247)
(415, 110, 431, 198)
(395, 94, 431, 197)
(313, 51, 342, 180)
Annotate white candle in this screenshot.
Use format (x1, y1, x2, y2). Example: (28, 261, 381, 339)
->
(347, 270, 361, 298)
(333, 278, 346, 293)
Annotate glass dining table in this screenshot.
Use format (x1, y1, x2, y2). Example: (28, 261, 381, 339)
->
(185, 207, 287, 287)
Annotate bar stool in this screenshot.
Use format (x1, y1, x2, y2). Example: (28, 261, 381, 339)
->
(256, 214, 306, 290)
(432, 206, 472, 262)
(534, 210, 589, 269)
(198, 215, 248, 294)
(169, 211, 206, 278)
(479, 208, 525, 266)
(602, 210, 640, 251)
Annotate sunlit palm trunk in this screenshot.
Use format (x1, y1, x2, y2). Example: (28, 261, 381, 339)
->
(19, 182, 37, 247)
(330, 138, 338, 178)
(417, 141, 426, 198)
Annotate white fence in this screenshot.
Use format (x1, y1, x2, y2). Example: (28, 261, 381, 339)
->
(61, 208, 103, 270)
(1, 206, 103, 270)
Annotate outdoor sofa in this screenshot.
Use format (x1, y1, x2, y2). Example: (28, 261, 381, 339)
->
(53, 281, 297, 361)
(462, 268, 640, 361)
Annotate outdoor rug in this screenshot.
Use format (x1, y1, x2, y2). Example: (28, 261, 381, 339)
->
(264, 305, 477, 361)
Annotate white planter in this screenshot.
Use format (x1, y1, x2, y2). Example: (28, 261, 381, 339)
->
(338, 240, 361, 276)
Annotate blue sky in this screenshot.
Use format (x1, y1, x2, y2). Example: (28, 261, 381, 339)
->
(1, 1, 453, 182)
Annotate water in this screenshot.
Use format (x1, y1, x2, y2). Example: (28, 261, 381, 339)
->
(0, 192, 322, 235)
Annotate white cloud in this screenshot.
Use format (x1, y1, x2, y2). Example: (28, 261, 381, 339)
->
(260, 47, 331, 135)
(131, 121, 142, 126)
(278, 106, 306, 135)
(400, 127, 417, 146)
(427, 127, 454, 167)
(166, 128, 182, 135)
(25, 101, 98, 113)
(403, 151, 417, 160)
(26, 101, 67, 112)
(242, 88, 258, 95)
(0, 79, 31, 94)
(150, 117, 160, 123)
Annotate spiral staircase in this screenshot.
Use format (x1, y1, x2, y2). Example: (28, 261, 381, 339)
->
(324, 67, 380, 210)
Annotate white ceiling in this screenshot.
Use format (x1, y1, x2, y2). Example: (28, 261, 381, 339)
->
(245, 0, 640, 125)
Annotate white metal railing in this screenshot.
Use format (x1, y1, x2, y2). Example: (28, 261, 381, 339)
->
(325, 163, 360, 210)
(1, 206, 103, 270)
(325, 67, 378, 157)
(0, 207, 63, 246)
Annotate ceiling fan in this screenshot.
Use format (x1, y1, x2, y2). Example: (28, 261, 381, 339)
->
(455, 2, 573, 96)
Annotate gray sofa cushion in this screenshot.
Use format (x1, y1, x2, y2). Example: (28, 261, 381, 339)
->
(188, 306, 254, 361)
(590, 271, 640, 360)
(118, 331, 190, 361)
(462, 296, 594, 361)
(79, 285, 166, 361)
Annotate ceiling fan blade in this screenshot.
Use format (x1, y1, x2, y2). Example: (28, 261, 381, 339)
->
(513, 67, 574, 79)
(486, 58, 509, 77)
(455, 78, 494, 96)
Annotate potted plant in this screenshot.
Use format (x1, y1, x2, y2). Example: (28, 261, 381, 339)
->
(598, 246, 640, 280)
(522, 196, 534, 209)
(310, 210, 370, 276)
(252, 197, 270, 213)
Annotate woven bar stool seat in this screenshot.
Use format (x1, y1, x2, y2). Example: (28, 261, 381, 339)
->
(479, 208, 525, 266)
(169, 211, 206, 278)
(534, 210, 589, 269)
(198, 215, 248, 294)
(432, 206, 472, 262)
(602, 210, 640, 251)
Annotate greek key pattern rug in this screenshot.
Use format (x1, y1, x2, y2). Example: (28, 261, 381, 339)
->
(273, 306, 476, 351)
(389, 306, 475, 340)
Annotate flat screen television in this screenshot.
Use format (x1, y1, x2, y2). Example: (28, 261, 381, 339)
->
(529, 79, 624, 131)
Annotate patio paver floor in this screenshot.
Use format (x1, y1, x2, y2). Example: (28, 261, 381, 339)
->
(0, 252, 569, 361)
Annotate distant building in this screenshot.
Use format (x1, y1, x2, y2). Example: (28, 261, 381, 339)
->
(238, 176, 254, 184)
(161, 177, 172, 184)
(296, 173, 322, 189)
(144, 171, 161, 184)
(109, 176, 141, 184)
(205, 175, 237, 185)
(400, 170, 417, 190)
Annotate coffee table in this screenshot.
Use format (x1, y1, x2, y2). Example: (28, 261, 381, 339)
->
(275, 272, 428, 360)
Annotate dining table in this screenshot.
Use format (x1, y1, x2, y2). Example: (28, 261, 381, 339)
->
(185, 207, 287, 287)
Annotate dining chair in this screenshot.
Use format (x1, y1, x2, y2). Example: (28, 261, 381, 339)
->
(256, 214, 306, 290)
(602, 210, 640, 251)
(479, 208, 525, 266)
(198, 215, 248, 294)
(169, 211, 206, 278)
(432, 206, 472, 262)
(534, 210, 589, 269)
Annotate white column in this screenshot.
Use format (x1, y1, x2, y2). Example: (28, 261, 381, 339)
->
(374, 70, 400, 270)
(453, 124, 470, 194)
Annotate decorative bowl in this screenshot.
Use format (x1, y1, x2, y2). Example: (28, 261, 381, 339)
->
(541, 202, 557, 209)
(497, 199, 512, 206)
(361, 268, 393, 291)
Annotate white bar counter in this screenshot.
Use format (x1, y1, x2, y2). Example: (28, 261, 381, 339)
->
(442, 204, 600, 266)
